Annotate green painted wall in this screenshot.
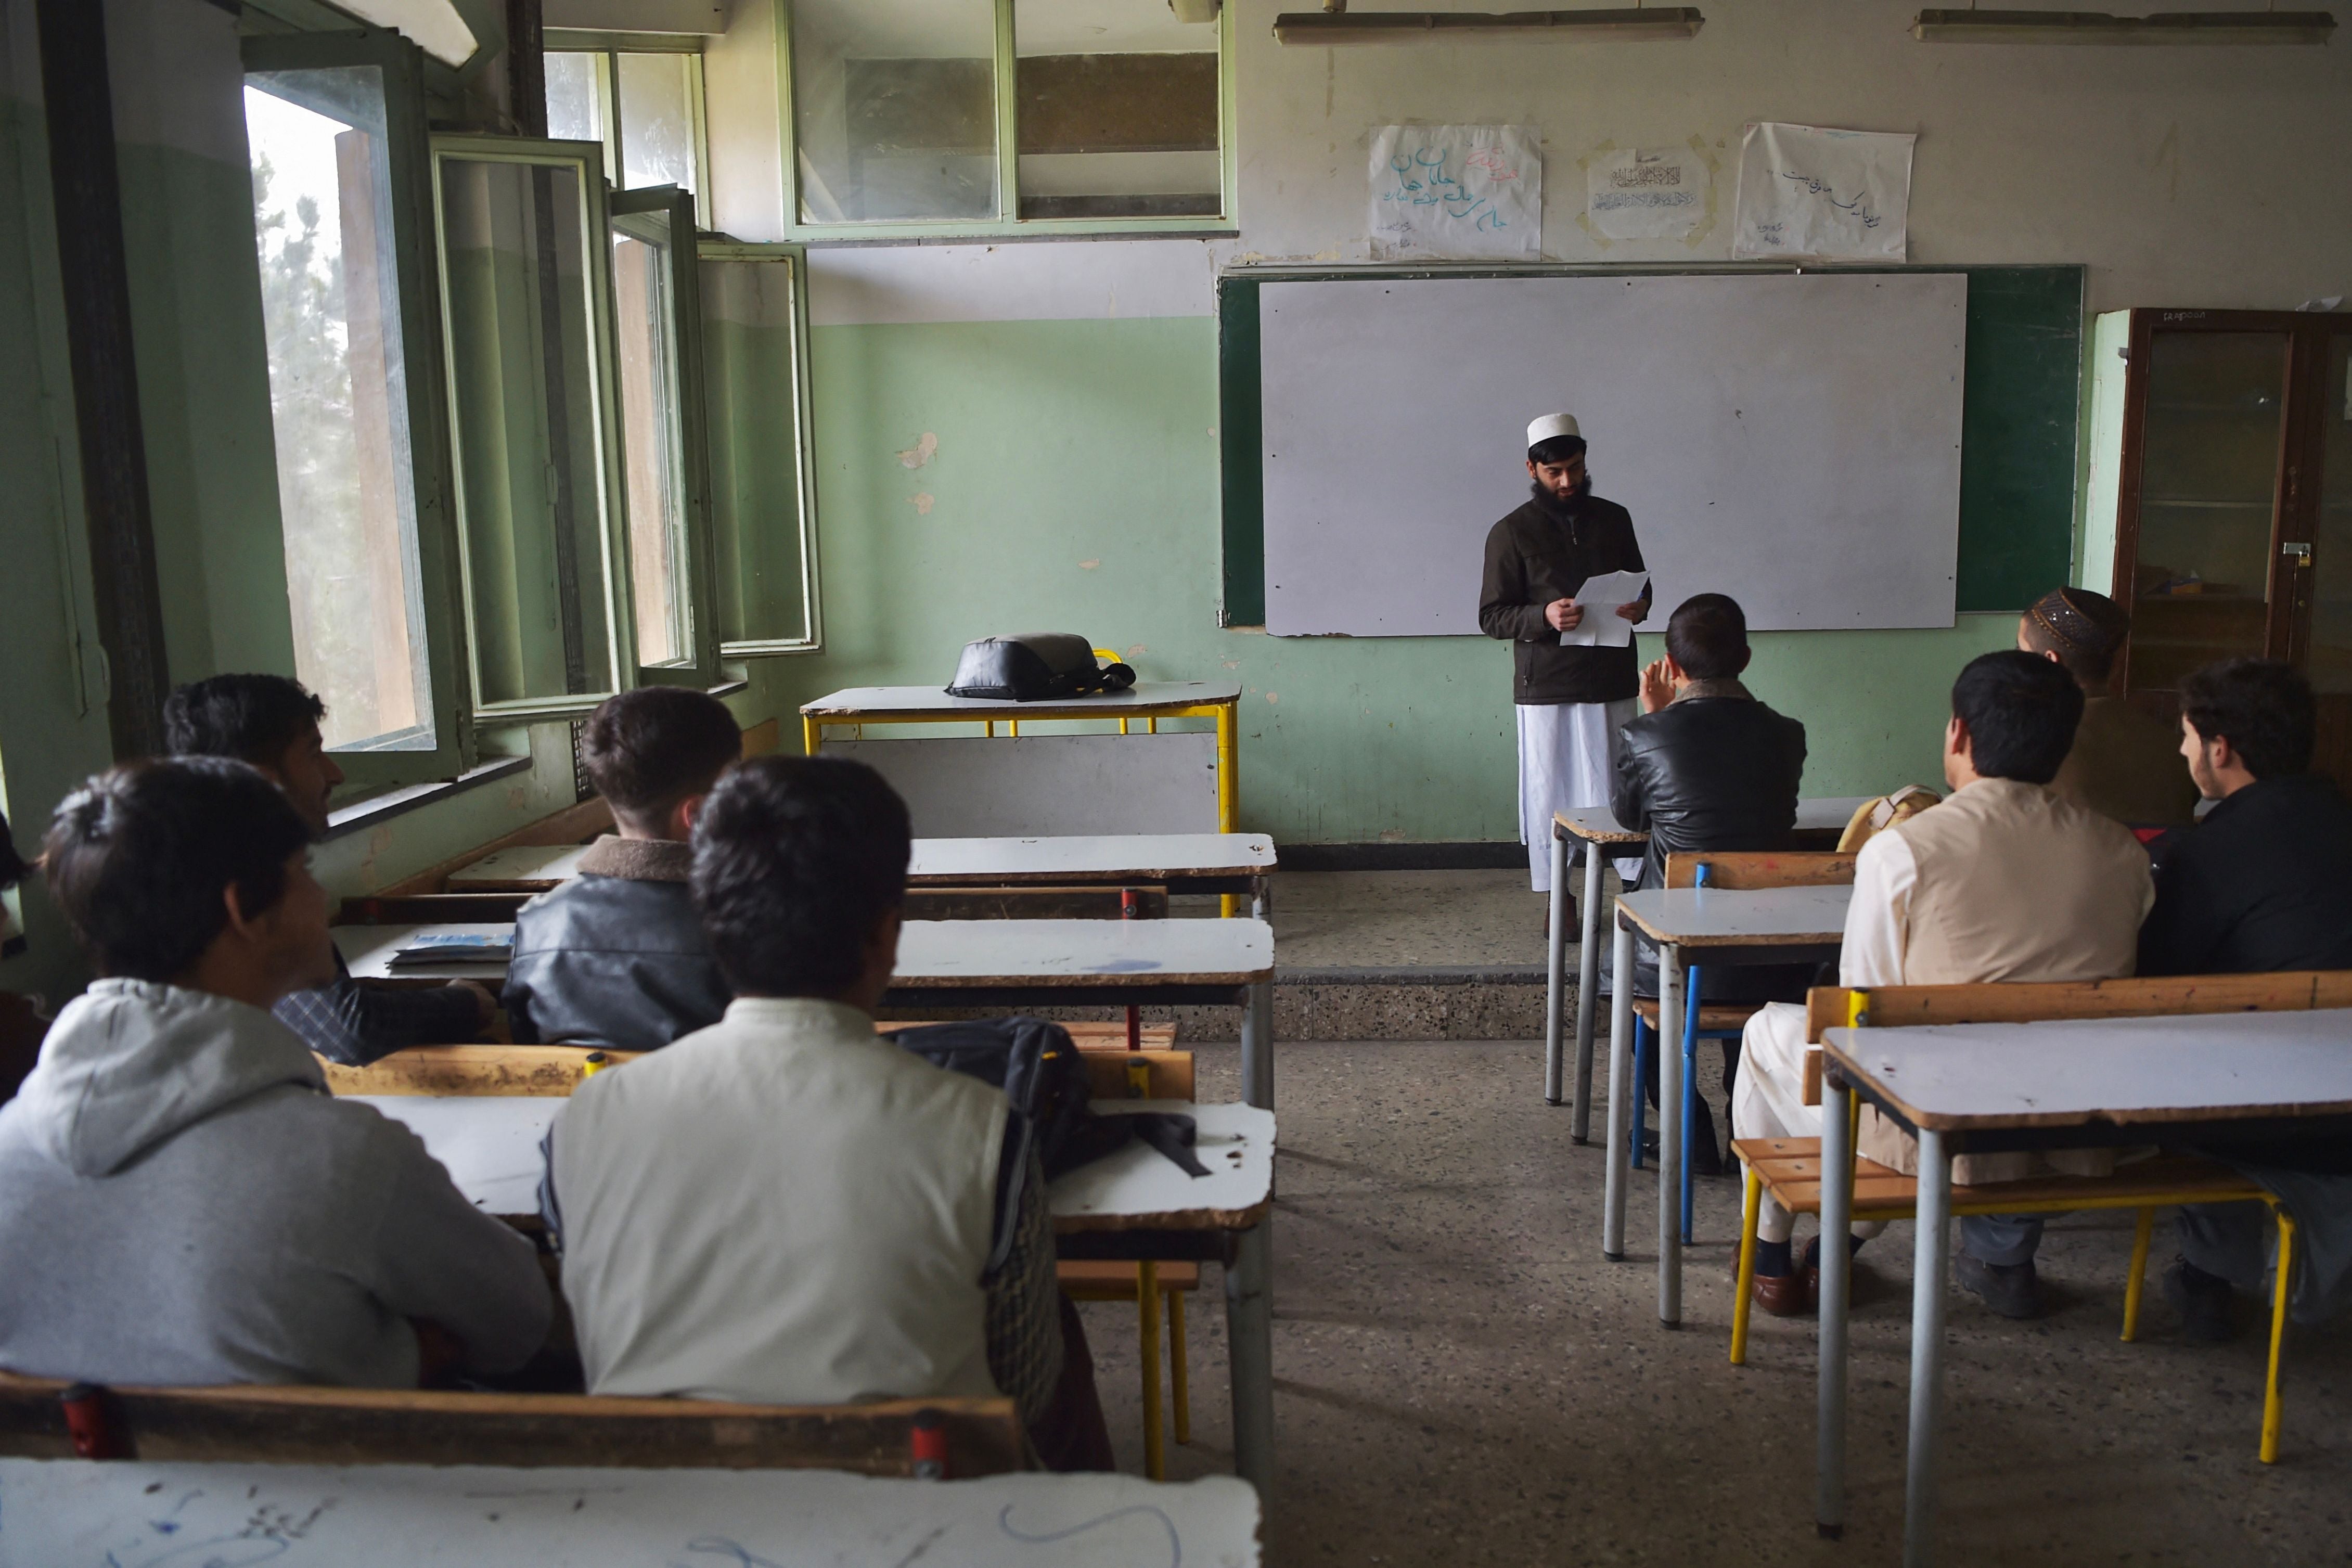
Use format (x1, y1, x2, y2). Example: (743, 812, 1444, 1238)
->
(733, 315, 2019, 845)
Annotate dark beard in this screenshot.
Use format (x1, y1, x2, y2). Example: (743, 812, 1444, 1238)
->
(1530, 474, 1592, 519)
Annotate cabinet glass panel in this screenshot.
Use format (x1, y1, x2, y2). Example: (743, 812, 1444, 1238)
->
(2130, 330, 2289, 688)
(612, 210, 692, 667)
(1014, 0, 1220, 220)
(2311, 336, 2352, 696)
(791, 0, 998, 223)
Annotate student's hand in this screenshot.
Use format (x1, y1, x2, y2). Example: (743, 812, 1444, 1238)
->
(452, 980, 498, 1034)
(1545, 598, 1583, 632)
(1639, 659, 1676, 714)
(1615, 600, 1645, 622)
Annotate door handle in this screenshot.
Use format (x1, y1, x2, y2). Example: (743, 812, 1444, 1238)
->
(2282, 541, 2313, 566)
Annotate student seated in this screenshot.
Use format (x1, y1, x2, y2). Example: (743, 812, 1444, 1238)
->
(1608, 593, 1807, 1171)
(165, 674, 492, 1064)
(503, 687, 740, 1053)
(2135, 659, 2352, 1339)
(2018, 586, 2199, 829)
(1732, 651, 2153, 1319)
(0, 760, 549, 1387)
(544, 757, 1112, 1469)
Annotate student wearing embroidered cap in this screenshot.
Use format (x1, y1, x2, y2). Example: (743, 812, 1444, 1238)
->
(2017, 585, 2199, 829)
(1479, 413, 1653, 908)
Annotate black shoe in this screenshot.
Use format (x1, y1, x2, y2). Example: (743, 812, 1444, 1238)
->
(2163, 1257, 2240, 1344)
(1955, 1251, 2046, 1320)
(1690, 1136, 1725, 1178)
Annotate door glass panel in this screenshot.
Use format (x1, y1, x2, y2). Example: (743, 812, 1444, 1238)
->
(2310, 336, 2352, 696)
(790, 0, 998, 223)
(1014, 0, 1220, 220)
(700, 255, 817, 648)
(612, 212, 692, 667)
(436, 156, 618, 707)
(244, 67, 433, 753)
(618, 52, 698, 193)
(2129, 330, 2288, 689)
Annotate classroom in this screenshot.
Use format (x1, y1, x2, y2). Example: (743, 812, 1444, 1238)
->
(1, 0, 2349, 1562)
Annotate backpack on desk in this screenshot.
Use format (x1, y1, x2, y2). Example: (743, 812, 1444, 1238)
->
(945, 634, 1136, 701)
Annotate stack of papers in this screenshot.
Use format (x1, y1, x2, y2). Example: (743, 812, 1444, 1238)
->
(389, 931, 514, 967)
(1559, 570, 1649, 648)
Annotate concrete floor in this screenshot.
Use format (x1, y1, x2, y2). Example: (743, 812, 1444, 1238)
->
(1077, 1039, 2352, 1566)
(1265, 869, 1559, 971)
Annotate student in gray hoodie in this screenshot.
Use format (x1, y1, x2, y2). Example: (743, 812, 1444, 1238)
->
(0, 759, 550, 1388)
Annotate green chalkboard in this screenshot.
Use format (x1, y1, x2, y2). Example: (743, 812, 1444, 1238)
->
(1218, 264, 2084, 625)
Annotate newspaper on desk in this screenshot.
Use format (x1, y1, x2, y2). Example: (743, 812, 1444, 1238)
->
(1559, 570, 1649, 648)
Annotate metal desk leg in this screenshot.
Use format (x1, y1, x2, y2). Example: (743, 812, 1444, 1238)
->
(1240, 979, 1275, 1111)
(1656, 944, 1684, 1327)
(1602, 916, 1636, 1261)
(1226, 1220, 1275, 1511)
(1544, 829, 1570, 1105)
(1906, 1128, 1952, 1568)
(1816, 1076, 1854, 1539)
(1571, 838, 1605, 1141)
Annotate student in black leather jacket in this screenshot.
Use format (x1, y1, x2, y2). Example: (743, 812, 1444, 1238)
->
(1608, 594, 1809, 1171)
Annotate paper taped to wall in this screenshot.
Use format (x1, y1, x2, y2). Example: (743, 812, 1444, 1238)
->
(1587, 147, 1707, 241)
(1732, 122, 1914, 262)
(1560, 570, 1649, 647)
(1370, 125, 1542, 261)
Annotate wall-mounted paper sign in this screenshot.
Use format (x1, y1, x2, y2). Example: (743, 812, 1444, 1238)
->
(1732, 122, 1914, 263)
(1370, 124, 1543, 261)
(1587, 146, 1707, 242)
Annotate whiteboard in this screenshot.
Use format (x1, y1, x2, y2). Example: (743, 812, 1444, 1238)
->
(1257, 273, 1967, 635)
(0, 1459, 1260, 1566)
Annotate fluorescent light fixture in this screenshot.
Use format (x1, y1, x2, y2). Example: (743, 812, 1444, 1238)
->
(1912, 8, 2335, 43)
(332, 0, 481, 65)
(1273, 6, 1704, 43)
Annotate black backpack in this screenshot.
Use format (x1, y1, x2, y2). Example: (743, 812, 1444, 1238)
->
(891, 1017, 1203, 1275)
(945, 633, 1136, 702)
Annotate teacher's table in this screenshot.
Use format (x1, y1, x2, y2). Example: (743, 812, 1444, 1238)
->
(354, 1095, 1280, 1513)
(1819, 1009, 2352, 1568)
(1546, 797, 1871, 1129)
(1608, 885, 1852, 1323)
(802, 682, 1244, 842)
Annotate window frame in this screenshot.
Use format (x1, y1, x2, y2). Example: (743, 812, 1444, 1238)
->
(544, 29, 713, 229)
(697, 240, 825, 658)
(774, 0, 1239, 242)
(240, 27, 477, 789)
(427, 132, 639, 725)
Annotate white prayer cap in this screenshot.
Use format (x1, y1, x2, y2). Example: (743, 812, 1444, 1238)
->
(1526, 413, 1581, 448)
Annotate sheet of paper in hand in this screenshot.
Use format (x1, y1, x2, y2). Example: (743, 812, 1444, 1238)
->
(1560, 570, 1649, 648)
(1732, 122, 1914, 262)
(1370, 125, 1541, 261)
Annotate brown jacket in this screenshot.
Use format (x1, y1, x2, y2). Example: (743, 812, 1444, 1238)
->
(2051, 696, 2200, 829)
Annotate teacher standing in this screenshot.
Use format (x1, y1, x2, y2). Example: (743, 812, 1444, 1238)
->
(1479, 413, 1652, 908)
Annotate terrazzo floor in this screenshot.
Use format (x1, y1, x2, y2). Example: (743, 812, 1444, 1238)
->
(1261, 869, 1597, 970)
(1075, 1038, 2352, 1566)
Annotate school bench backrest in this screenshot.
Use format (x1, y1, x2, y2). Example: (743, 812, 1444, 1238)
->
(1663, 850, 1858, 890)
(0, 1373, 1023, 1474)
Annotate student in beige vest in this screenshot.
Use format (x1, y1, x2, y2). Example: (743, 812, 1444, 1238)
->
(2018, 586, 2199, 829)
(1732, 652, 2153, 1320)
(545, 756, 1111, 1469)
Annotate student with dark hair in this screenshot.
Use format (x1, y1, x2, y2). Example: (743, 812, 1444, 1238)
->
(1732, 651, 2153, 1319)
(502, 687, 742, 1052)
(2131, 661, 2352, 1340)
(0, 760, 549, 1386)
(545, 757, 1112, 1470)
(164, 673, 491, 1064)
(1606, 594, 1808, 1171)
(2017, 586, 2199, 827)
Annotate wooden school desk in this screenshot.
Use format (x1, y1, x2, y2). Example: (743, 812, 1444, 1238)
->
(1545, 797, 1870, 1130)
(0, 1457, 1262, 1566)
(1606, 884, 1852, 1324)
(1818, 1009, 2352, 1568)
(355, 1095, 1281, 1514)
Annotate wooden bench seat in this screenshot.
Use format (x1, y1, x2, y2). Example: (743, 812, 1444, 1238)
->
(1733, 1137, 2268, 1220)
(1632, 999, 1764, 1032)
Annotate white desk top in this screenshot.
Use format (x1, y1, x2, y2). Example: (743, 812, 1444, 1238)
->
(449, 833, 1279, 893)
(1614, 884, 1851, 948)
(805, 680, 1242, 717)
(333, 923, 513, 981)
(1555, 795, 1873, 845)
(355, 1095, 1275, 1229)
(892, 918, 1274, 988)
(0, 1458, 1261, 1566)
(1826, 1008, 2352, 1133)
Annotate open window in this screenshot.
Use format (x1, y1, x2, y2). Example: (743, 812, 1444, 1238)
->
(429, 134, 634, 721)
(241, 30, 471, 786)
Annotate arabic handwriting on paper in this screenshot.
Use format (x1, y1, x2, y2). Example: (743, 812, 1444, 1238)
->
(1586, 146, 1709, 241)
(1370, 125, 1542, 260)
(1731, 122, 1913, 262)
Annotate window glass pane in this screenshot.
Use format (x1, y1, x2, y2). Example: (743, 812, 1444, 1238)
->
(545, 51, 601, 144)
(244, 68, 434, 753)
(617, 51, 697, 194)
(1014, 0, 1218, 220)
(2129, 331, 2287, 688)
(790, 0, 997, 223)
(437, 157, 619, 706)
(612, 216, 692, 666)
(701, 256, 814, 647)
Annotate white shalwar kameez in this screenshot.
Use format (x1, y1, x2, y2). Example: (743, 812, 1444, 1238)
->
(1517, 699, 1643, 892)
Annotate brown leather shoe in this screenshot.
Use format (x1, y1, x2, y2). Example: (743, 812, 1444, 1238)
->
(1751, 1269, 1811, 1318)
